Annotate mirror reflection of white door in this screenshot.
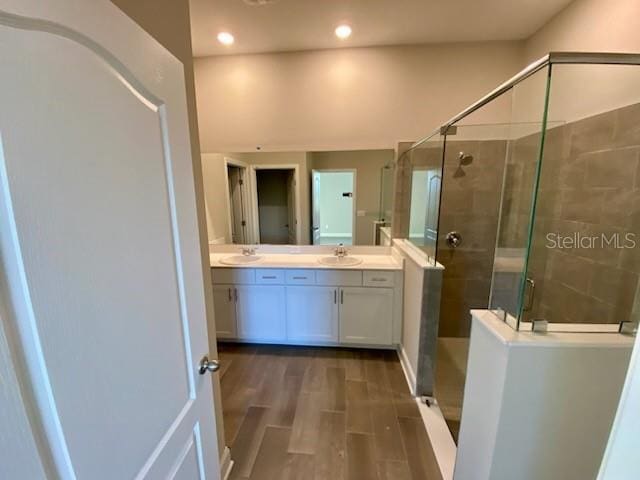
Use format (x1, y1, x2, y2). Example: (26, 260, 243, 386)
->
(0, 2, 221, 479)
(286, 171, 297, 244)
(312, 171, 322, 244)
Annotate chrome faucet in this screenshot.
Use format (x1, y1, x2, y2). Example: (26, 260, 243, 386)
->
(241, 246, 256, 256)
(334, 243, 347, 258)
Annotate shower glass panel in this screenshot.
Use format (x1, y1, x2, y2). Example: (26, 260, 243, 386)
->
(521, 63, 640, 331)
(434, 123, 511, 441)
(405, 133, 445, 263)
(487, 66, 553, 329)
(432, 86, 516, 441)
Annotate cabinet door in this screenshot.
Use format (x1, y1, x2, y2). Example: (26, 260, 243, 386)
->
(340, 287, 394, 345)
(286, 287, 339, 343)
(212, 285, 237, 339)
(236, 285, 287, 341)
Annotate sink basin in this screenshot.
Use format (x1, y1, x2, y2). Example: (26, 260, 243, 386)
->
(318, 256, 363, 267)
(219, 255, 263, 266)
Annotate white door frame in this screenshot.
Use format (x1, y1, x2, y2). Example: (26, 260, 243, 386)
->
(223, 157, 253, 244)
(311, 168, 357, 245)
(249, 164, 301, 244)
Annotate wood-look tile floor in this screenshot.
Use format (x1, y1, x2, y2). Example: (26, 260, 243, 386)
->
(218, 343, 442, 480)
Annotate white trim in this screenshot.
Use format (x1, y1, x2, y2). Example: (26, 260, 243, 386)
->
(396, 347, 457, 480)
(249, 164, 302, 245)
(220, 446, 234, 480)
(416, 399, 457, 480)
(397, 345, 417, 396)
(0, 104, 76, 480)
(317, 232, 352, 238)
(311, 168, 357, 245)
(392, 239, 443, 270)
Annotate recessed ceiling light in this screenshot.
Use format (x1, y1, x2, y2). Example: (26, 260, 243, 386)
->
(217, 32, 234, 45)
(335, 25, 352, 39)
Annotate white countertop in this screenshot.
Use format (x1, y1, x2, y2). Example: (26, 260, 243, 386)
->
(210, 253, 403, 270)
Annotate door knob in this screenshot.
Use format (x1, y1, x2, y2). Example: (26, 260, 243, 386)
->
(198, 355, 220, 374)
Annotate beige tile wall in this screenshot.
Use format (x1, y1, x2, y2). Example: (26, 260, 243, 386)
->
(437, 140, 507, 337)
(523, 102, 640, 325)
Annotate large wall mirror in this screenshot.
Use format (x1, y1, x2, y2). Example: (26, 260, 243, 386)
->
(201, 150, 395, 246)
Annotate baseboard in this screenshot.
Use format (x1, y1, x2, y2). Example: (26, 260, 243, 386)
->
(397, 345, 417, 395)
(220, 446, 234, 480)
(318, 233, 352, 237)
(416, 399, 457, 480)
(396, 346, 456, 480)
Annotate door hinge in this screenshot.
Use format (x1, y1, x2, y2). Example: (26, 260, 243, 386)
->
(241, 220, 246, 226)
(239, 179, 244, 185)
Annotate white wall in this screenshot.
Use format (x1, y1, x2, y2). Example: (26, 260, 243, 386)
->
(201, 153, 231, 243)
(598, 333, 640, 479)
(524, 0, 640, 62)
(456, 311, 634, 480)
(194, 42, 523, 153)
(522, 0, 640, 124)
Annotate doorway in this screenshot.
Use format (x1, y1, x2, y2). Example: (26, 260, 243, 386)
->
(252, 167, 299, 244)
(226, 162, 250, 244)
(312, 170, 356, 245)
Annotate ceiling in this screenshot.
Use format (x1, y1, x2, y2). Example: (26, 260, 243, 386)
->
(190, 0, 574, 57)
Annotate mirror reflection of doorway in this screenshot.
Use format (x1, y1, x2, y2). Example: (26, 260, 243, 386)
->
(409, 168, 441, 253)
(255, 168, 298, 244)
(227, 163, 249, 244)
(312, 170, 356, 245)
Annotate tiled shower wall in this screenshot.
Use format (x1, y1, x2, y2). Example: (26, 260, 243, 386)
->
(436, 140, 507, 337)
(522, 103, 640, 325)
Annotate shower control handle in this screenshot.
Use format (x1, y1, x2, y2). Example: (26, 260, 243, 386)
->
(445, 231, 462, 248)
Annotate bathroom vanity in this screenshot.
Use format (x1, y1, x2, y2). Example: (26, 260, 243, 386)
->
(209, 249, 403, 348)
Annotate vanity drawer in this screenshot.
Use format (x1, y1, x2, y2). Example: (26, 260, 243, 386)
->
(315, 270, 363, 286)
(363, 270, 396, 287)
(285, 270, 316, 285)
(255, 269, 285, 284)
(212, 268, 255, 285)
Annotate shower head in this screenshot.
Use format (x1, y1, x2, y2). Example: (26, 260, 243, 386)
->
(459, 152, 473, 166)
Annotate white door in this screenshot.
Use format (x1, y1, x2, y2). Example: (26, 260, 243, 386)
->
(286, 171, 297, 244)
(0, 2, 221, 479)
(236, 286, 286, 341)
(286, 286, 339, 342)
(340, 288, 394, 345)
(228, 167, 247, 244)
(312, 171, 321, 244)
(212, 286, 237, 339)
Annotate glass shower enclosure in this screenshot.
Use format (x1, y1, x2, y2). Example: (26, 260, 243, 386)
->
(405, 52, 640, 441)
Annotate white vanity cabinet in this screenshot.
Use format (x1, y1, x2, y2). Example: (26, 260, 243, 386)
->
(339, 287, 394, 345)
(236, 285, 287, 341)
(211, 285, 237, 339)
(286, 286, 339, 342)
(211, 266, 402, 347)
